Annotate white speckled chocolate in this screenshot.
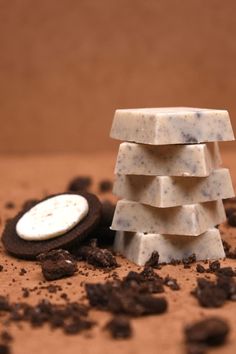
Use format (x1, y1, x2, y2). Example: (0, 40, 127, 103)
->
(114, 228, 225, 265)
(111, 199, 226, 236)
(110, 107, 235, 145)
(115, 142, 221, 176)
(113, 168, 235, 208)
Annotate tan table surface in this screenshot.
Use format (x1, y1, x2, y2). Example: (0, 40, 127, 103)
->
(0, 150, 236, 354)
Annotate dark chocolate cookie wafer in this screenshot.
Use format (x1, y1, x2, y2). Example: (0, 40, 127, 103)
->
(2, 192, 102, 259)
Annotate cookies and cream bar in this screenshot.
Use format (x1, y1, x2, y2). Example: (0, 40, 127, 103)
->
(113, 168, 235, 208)
(114, 228, 225, 265)
(110, 107, 234, 145)
(111, 199, 226, 236)
(115, 142, 221, 177)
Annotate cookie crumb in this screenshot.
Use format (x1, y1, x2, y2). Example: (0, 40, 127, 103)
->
(192, 275, 236, 308)
(1, 331, 13, 343)
(183, 254, 196, 268)
(185, 317, 230, 346)
(99, 180, 113, 193)
(185, 342, 206, 354)
(208, 260, 220, 273)
(196, 264, 206, 273)
(4, 202, 15, 210)
(77, 240, 118, 269)
(37, 249, 78, 281)
(164, 275, 180, 291)
(67, 176, 92, 192)
(86, 267, 168, 317)
(19, 268, 27, 276)
(145, 251, 160, 268)
(222, 240, 236, 259)
(0, 344, 10, 354)
(225, 207, 236, 218)
(105, 316, 132, 339)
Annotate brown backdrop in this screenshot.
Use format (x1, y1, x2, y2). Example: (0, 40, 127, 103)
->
(0, 0, 236, 153)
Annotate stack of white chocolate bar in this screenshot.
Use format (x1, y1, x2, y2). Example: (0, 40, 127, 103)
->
(110, 108, 235, 265)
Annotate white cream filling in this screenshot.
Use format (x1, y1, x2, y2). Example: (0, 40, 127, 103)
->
(16, 194, 89, 241)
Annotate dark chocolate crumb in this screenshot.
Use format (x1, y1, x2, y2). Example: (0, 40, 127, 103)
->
(37, 249, 78, 281)
(183, 254, 196, 267)
(124, 267, 165, 294)
(223, 240, 236, 259)
(192, 278, 227, 307)
(77, 240, 118, 269)
(217, 267, 236, 277)
(185, 343, 206, 354)
(60, 293, 68, 301)
(185, 317, 230, 346)
(1, 331, 13, 343)
(169, 254, 196, 268)
(192, 274, 236, 307)
(85, 267, 168, 317)
(217, 275, 236, 301)
(105, 316, 132, 339)
(67, 176, 92, 192)
(170, 259, 181, 266)
(197, 259, 236, 277)
(225, 207, 236, 218)
(0, 344, 10, 354)
(4, 202, 15, 210)
(22, 288, 30, 298)
(227, 212, 236, 226)
(0, 296, 10, 311)
(47, 284, 62, 294)
(19, 268, 27, 276)
(145, 251, 160, 269)
(164, 276, 180, 291)
(196, 264, 206, 273)
(99, 180, 113, 193)
(0, 265, 3, 272)
(0, 297, 94, 336)
(208, 260, 220, 273)
(63, 318, 94, 335)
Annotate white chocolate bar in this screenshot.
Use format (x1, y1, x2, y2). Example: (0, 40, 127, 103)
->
(113, 168, 235, 208)
(110, 107, 234, 145)
(114, 228, 225, 265)
(111, 200, 226, 236)
(115, 142, 222, 177)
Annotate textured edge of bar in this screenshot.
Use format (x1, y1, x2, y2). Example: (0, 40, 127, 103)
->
(111, 199, 226, 236)
(113, 168, 235, 208)
(114, 228, 225, 265)
(115, 142, 222, 177)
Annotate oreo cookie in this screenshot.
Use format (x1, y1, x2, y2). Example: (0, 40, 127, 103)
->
(2, 192, 102, 259)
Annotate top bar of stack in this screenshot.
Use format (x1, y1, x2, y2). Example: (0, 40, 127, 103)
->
(110, 107, 234, 145)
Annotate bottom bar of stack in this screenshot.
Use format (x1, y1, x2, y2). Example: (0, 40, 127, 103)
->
(114, 228, 225, 266)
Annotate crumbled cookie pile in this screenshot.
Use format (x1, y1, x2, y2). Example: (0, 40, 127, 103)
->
(0, 180, 236, 354)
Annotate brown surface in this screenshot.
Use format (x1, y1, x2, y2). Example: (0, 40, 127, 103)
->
(0, 150, 236, 353)
(0, 0, 236, 153)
